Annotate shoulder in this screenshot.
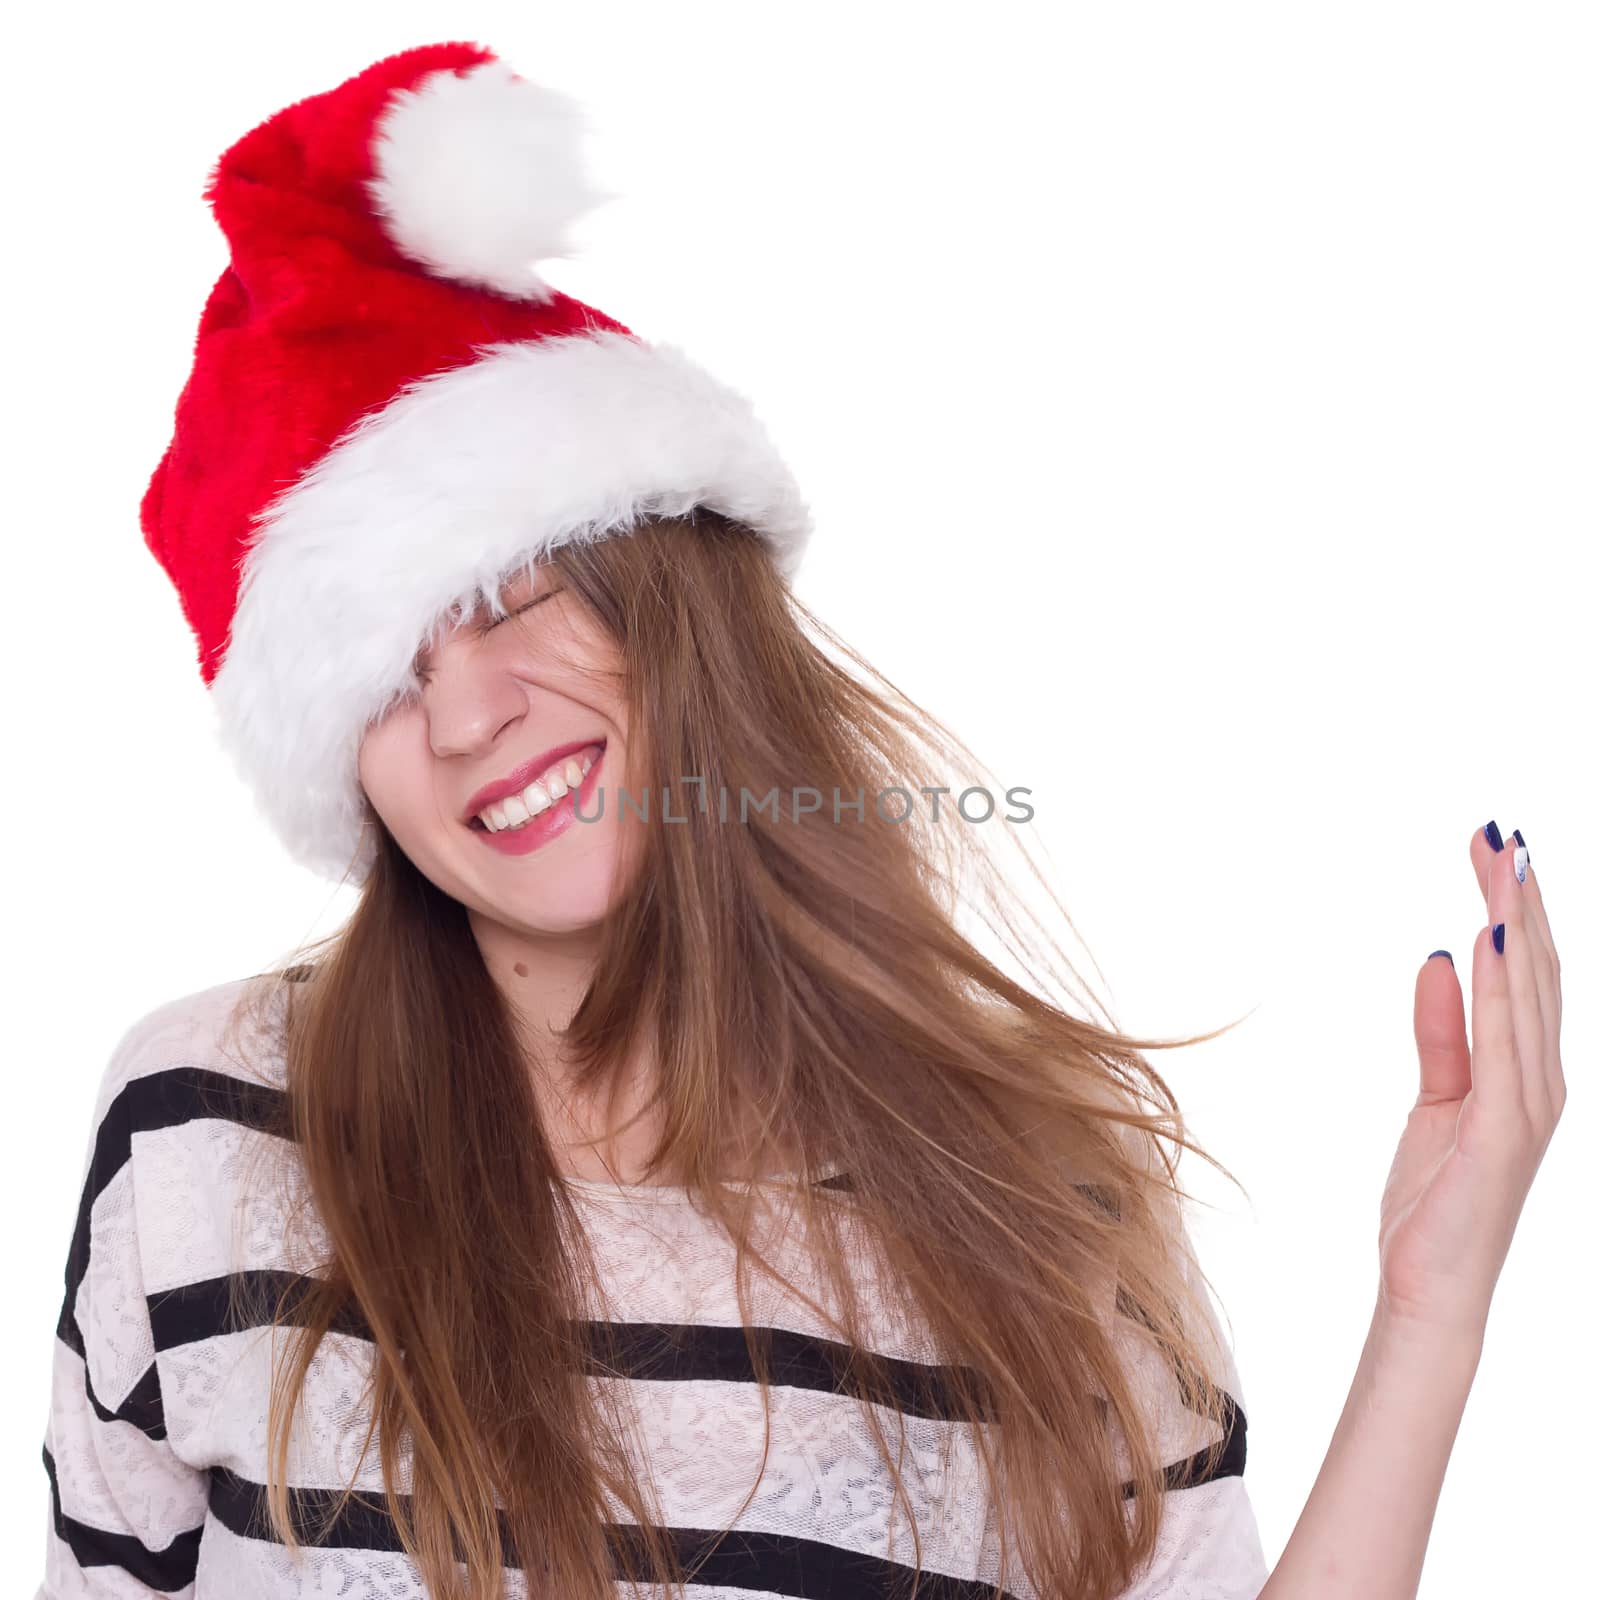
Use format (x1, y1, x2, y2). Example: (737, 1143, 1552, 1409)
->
(86, 970, 295, 1149)
(69, 973, 307, 1298)
(56, 975, 311, 1412)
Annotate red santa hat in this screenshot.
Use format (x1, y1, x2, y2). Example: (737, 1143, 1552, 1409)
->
(141, 39, 812, 886)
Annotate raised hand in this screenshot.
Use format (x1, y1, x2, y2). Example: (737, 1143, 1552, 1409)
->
(1377, 821, 1565, 1346)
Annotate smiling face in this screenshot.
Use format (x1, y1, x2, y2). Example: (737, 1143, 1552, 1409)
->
(357, 558, 643, 941)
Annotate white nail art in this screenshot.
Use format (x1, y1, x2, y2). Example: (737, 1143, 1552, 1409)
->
(1513, 846, 1528, 884)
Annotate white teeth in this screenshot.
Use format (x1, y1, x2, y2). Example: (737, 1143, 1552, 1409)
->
(477, 746, 602, 832)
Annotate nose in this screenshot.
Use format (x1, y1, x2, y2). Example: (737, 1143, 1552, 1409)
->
(420, 653, 530, 759)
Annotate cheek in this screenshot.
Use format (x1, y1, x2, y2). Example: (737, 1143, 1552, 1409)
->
(525, 610, 627, 714)
(357, 710, 428, 820)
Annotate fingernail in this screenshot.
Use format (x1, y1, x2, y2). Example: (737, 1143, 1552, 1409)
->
(1484, 820, 1504, 852)
(1513, 846, 1528, 884)
(1492, 922, 1505, 955)
(1512, 827, 1529, 863)
(1428, 949, 1454, 967)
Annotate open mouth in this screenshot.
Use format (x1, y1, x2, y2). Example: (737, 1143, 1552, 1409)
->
(467, 740, 606, 833)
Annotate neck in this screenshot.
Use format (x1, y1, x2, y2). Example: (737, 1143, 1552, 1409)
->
(467, 911, 810, 1188)
(471, 910, 666, 1183)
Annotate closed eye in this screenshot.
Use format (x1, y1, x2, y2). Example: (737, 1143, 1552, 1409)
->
(485, 588, 560, 630)
(414, 585, 565, 683)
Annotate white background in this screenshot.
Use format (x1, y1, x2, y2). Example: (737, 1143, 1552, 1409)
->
(7, 4, 1595, 1594)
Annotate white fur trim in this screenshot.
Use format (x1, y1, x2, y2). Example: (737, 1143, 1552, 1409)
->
(365, 60, 614, 300)
(207, 328, 812, 885)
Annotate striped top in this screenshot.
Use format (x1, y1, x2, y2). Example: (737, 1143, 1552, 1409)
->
(36, 973, 1268, 1598)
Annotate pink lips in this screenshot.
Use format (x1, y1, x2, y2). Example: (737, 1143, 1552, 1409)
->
(460, 738, 607, 824)
(468, 745, 605, 857)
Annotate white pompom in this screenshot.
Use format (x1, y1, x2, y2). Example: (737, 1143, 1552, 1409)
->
(365, 60, 612, 301)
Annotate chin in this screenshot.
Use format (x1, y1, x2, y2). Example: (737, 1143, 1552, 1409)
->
(493, 849, 633, 931)
(515, 884, 622, 934)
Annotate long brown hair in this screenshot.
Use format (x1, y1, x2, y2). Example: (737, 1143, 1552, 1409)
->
(221, 508, 1249, 1600)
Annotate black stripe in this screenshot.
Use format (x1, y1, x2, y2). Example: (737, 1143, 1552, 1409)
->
(150, 1267, 991, 1421)
(43, 1440, 204, 1593)
(79, 1348, 170, 1441)
(586, 1319, 990, 1420)
(51, 1064, 289, 1463)
(57, 1065, 288, 1361)
(1172, 1389, 1248, 1485)
(1123, 1391, 1248, 1498)
(207, 1463, 1017, 1600)
(149, 1268, 377, 1349)
(147, 1266, 1246, 1486)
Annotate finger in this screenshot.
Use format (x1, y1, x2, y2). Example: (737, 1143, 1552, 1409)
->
(1509, 835, 1558, 1042)
(1509, 832, 1564, 1112)
(1414, 951, 1471, 1105)
(1470, 824, 1555, 1104)
(1468, 907, 1522, 1120)
(1469, 818, 1504, 906)
(1487, 841, 1550, 1126)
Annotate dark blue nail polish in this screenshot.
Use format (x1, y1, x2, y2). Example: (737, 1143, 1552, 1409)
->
(1484, 820, 1504, 852)
(1492, 922, 1505, 955)
(1512, 827, 1529, 863)
(1428, 949, 1453, 967)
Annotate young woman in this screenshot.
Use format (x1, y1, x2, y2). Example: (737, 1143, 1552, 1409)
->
(37, 41, 1564, 1600)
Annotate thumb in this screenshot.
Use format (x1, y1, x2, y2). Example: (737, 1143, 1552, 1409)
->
(1414, 950, 1471, 1106)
